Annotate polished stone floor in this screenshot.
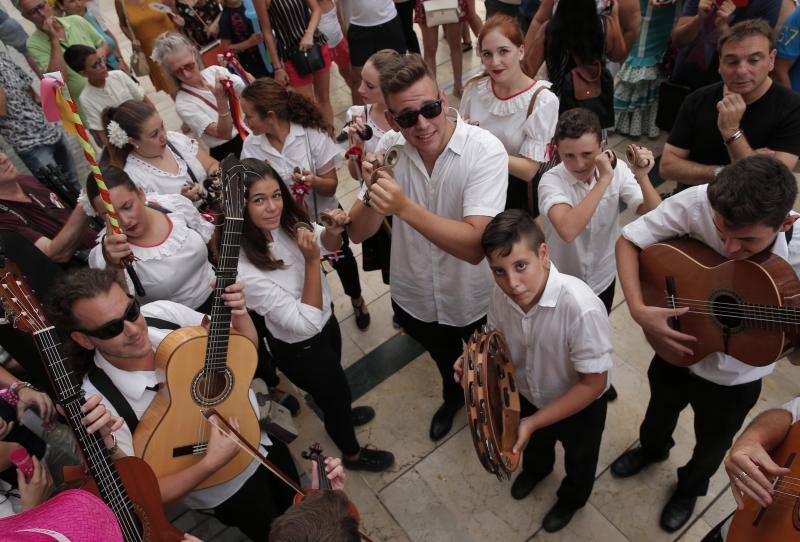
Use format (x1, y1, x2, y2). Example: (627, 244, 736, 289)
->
(4, 1, 800, 540)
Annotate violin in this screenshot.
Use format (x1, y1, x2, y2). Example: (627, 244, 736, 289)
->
(294, 444, 359, 520)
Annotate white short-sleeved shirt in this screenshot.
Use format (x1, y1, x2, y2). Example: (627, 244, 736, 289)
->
(488, 264, 613, 408)
(175, 65, 248, 149)
(88, 194, 215, 309)
(345, 104, 389, 155)
(539, 161, 644, 294)
(348, 0, 396, 26)
(125, 132, 208, 197)
(80, 70, 145, 131)
(241, 123, 341, 220)
(359, 111, 508, 326)
(80, 300, 268, 510)
(459, 77, 559, 163)
(318, 4, 344, 47)
(621, 185, 800, 386)
(784, 397, 800, 424)
(238, 224, 333, 344)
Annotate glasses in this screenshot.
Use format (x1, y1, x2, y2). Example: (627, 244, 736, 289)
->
(172, 60, 196, 75)
(391, 99, 443, 129)
(75, 297, 141, 339)
(88, 56, 105, 70)
(24, 2, 47, 15)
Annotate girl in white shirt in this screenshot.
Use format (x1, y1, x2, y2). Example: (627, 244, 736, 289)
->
(103, 100, 220, 205)
(86, 165, 217, 311)
(460, 14, 559, 215)
(240, 78, 371, 329)
(236, 158, 394, 472)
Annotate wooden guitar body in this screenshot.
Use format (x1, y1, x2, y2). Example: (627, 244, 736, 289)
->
(63, 457, 183, 542)
(639, 239, 800, 367)
(133, 326, 260, 489)
(729, 422, 800, 541)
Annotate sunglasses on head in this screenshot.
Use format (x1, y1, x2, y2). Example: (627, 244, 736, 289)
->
(75, 297, 141, 339)
(391, 99, 443, 129)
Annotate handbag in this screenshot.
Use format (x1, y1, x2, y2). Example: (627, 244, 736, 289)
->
(560, 60, 615, 128)
(423, 0, 461, 27)
(130, 44, 150, 76)
(602, 8, 627, 63)
(287, 43, 325, 77)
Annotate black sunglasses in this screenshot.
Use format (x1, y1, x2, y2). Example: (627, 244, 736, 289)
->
(76, 297, 141, 339)
(392, 99, 443, 129)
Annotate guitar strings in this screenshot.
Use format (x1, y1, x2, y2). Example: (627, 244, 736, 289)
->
(666, 297, 800, 323)
(666, 300, 800, 327)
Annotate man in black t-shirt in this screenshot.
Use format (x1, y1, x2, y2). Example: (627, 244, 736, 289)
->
(661, 19, 800, 190)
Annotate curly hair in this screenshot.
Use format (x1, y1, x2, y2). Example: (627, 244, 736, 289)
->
(241, 79, 333, 136)
(101, 100, 160, 166)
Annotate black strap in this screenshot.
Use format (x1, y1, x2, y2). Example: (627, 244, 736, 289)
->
(166, 140, 200, 186)
(786, 224, 794, 244)
(144, 316, 181, 330)
(87, 366, 139, 433)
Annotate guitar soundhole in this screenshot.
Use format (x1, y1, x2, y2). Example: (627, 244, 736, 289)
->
(709, 290, 745, 332)
(191, 368, 234, 406)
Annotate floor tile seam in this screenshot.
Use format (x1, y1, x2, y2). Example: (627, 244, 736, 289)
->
(372, 488, 418, 542)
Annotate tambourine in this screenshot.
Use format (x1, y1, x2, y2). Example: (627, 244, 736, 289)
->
(363, 145, 402, 208)
(293, 221, 314, 234)
(603, 149, 617, 169)
(462, 326, 521, 480)
(317, 210, 350, 229)
(625, 144, 651, 168)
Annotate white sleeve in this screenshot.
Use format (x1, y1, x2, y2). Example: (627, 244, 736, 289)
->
(81, 376, 135, 456)
(88, 243, 107, 269)
(175, 93, 216, 139)
(621, 187, 698, 249)
(537, 168, 573, 217)
(158, 193, 215, 243)
(141, 300, 206, 327)
(616, 162, 644, 212)
(241, 269, 326, 341)
(458, 82, 477, 119)
(783, 397, 800, 424)
(118, 70, 145, 101)
(81, 91, 104, 131)
(462, 131, 509, 217)
(568, 305, 613, 374)
(518, 88, 559, 163)
(308, 129, 343, 175)
(240, 135, 263, 160)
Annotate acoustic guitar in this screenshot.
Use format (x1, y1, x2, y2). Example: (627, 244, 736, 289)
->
(639, 238, 800, 367)
(728, 421, 800, 541)
(0, 261, 183, 542)
(133, 156, 260, 489)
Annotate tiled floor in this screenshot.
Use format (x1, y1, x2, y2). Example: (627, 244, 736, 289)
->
(5, 1, 800, 541)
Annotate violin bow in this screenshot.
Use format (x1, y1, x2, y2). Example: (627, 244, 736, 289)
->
(202, 409, 374, 542)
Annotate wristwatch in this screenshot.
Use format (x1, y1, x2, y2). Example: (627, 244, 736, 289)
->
(713, 166, 724, 178)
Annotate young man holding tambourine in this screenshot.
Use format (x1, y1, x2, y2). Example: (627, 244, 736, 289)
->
(610, 155, 800, 533)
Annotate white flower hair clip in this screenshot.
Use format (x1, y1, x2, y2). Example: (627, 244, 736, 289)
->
(107, 120, 130, 149)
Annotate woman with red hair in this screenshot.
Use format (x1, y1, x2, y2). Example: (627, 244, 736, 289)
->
(459, 14, 559, 214)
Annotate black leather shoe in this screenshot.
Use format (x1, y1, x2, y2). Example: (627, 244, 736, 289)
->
(351, 406, 375, 427)
(429, 402, 461, 441)
(510, 470, 545, 500)
(660, 494, 697, 533)
(342, 447, 395, 472)
(352, 300, 371, 330)
(542, 501, 579, 533)
(604, 385, 618, 401)
(610, 446, 669, 478)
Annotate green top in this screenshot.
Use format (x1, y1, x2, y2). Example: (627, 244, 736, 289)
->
(27, 15, 105, 111)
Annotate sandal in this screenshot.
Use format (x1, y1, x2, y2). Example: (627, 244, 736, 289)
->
(352, 299, 371, 330)
(462, 41, 472, 52)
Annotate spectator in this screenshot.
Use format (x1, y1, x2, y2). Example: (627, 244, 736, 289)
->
(0, 51, 81, 193)
(0, 153, 96, 265)
(64, 44, 152, 147)
(55, 0, 130, 73)
(219, 0, 270, 78)
(660, 19, 800, 190)
(15, 0, 112, 118)
(114, 0, 180, 96)
(394, 0, 421, 54)
(317, 0, 359, 103)
(670, 0, 781, 90)
(153, 32, 249, 159)
(0, 6, 41, 77)
(341, 0, 407, 89)
(486, 0, 521, 18)
(177, 0, 223, 46)
(774, 3, 800, 91)
(414, 0, 470, 96)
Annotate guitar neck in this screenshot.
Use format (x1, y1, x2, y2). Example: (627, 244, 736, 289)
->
(740, 303, 800, 333)
(32, 328, 143, 541)
(204, 216, 244, 372)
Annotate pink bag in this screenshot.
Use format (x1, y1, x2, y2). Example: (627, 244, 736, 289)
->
(0, 489, 124, 542)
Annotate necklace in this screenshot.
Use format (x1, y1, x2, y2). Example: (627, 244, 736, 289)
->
(136, 150, 166, 160)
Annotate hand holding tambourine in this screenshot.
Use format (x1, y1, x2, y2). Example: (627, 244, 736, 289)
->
(626, 144, 655, 177)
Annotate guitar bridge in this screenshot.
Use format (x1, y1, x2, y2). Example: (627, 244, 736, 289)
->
(172, 442, 209, 457)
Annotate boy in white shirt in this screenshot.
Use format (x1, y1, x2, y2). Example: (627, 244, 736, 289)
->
(539, 107, 662, 314)
(456, 209, 612, 533)
(64, 44, 151, 146)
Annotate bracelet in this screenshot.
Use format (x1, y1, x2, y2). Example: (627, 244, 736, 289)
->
(106, 433, 119, 454)
(724, 129, 744, 146)
(0, 388, 18, 407)
(9, 381, 35, 396)
(219, 110, 231, 118)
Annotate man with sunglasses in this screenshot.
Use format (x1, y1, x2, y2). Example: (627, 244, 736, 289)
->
(349, 53, 509, 442)
(49, 267, 301, 540)
(14, 0, 112, 119)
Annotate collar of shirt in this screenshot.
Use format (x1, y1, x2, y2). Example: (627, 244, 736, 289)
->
(258, 122, 305, 160)
(499, 263, 565, 317)
(393, 109, 469, 172)
(93, 350, 159, 403)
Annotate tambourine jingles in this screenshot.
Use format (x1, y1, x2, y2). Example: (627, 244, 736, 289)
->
(625, 144, 651, 168)
(363, 145, 402, 207)
(462, 326, 521, 480)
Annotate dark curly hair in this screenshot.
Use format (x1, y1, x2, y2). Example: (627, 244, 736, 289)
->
(241, 79, 333, 136)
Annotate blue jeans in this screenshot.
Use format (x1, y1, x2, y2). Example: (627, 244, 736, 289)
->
(17, 133, 81, 194)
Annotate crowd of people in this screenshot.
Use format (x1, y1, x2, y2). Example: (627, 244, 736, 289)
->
(0, 0, 799, 540)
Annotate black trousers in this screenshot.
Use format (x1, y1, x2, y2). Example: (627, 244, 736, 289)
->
(213, 438, 299, 541)
(347, 15, 407, 67)
(392, 300, 485, 405)
(265, 316, 361, 456)
(209, 135, 244, 161)
(329, 228, 362, 299)
(520, 394, 607, 508)
(394, 0, 421, 54)
(639, 355, 762, 497)
(597, 279, 616, 315)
